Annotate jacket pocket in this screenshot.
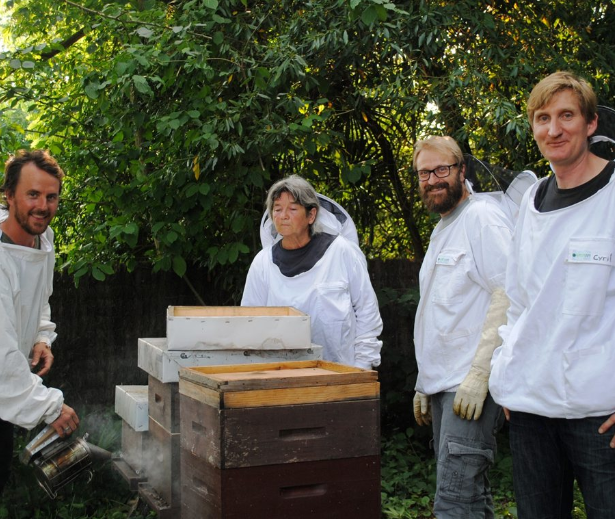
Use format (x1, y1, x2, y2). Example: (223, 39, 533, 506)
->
(432, 249, 467, 305)
(563, 238, 614, 317)
(313, 282, 353, 361)
(564, 342, 615, 413)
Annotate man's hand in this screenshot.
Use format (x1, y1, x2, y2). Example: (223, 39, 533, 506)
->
(453, 366, 489, 420)
(51, 404, 79, 438)
(31, 342, 54, 376)
(413, 392, 432, 426)
(598, 413, 615, 448)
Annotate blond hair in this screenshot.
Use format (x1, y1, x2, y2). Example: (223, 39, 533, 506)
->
(412, 136, 464, 171)
(527, 71, 597, 126)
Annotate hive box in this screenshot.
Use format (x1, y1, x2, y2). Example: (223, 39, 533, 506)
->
(148, 375, 181, 434)
(113, 386, 149, 488)
(166, 306, 311, 351)
(142, 416, 181, 509)
(181, 453, 381, 519)
(119, 420, 149, 476)
(138, 337, 323, 383)
(114, 385, 149, 432)
(178, 361, 381, 519)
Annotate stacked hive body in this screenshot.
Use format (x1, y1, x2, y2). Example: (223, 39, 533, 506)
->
(179, 360, 381, 519)
(114, 385, 149, 490)
(114, 306, 322, 518)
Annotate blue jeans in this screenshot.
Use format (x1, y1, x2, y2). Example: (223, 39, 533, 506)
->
(509, 411, 615, 519)
(430, 392, 504, 519)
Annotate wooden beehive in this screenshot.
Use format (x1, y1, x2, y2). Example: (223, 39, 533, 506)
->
(166, 306, 311, 351)
(113, 385, 149, 488)
(178, 360, 381, 519)
(144, 416, 181, 509)
(138, 337, 323, 383)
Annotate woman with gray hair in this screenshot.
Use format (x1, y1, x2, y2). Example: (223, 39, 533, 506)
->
(241, 174, 382, 370)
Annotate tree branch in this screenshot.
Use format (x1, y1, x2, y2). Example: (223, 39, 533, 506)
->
(40, 29, 86, 60)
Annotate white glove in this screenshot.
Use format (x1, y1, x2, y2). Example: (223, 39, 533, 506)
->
(413, 391, 431, 426)
(453, 366, 490, 420)
(453, 288, 509, 421)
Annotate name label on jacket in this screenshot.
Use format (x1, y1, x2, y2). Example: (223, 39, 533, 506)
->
(568, 248, 614, 266)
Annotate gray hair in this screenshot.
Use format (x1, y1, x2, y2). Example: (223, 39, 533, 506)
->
(265, 174, 322, 236)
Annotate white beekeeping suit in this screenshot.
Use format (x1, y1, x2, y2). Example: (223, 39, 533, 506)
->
(243, 192, 382, 370)
(0, 209, 63, 429)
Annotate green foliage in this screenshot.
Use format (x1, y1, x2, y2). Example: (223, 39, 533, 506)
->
(0, 107, 29, 155)
(0, 0, 614, 288)
(381, 427, 436, 518)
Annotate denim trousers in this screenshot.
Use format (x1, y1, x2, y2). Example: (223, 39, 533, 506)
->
(0, 419, 13, 495)
(430, 392, 504, 519)
(508, 411, 615, 519)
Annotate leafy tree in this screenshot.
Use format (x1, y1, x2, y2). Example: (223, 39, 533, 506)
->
(0, 0, 613, 293)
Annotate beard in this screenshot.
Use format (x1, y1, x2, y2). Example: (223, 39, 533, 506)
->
(420, 173, 464, 214)
(13, 198, 52, 236)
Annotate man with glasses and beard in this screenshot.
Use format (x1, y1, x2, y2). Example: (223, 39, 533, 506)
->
(411, 136, 512, 518)
(0, 150, 79, 495)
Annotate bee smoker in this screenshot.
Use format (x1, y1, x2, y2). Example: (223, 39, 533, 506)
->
(21, 424, 112, 499)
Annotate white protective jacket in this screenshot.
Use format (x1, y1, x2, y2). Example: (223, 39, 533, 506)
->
(0, 209, 63, 429)
(490, 173, 615, 419)
(241, 235, 383, 369)
(414, 194, 513, 395)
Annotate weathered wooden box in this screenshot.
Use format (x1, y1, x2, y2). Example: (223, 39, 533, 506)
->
(181, 452, 381, 519)
(119, 420, 149, 475)
(114, 385, 149, 432)
(178, 361, 381, 518)
(166, 306, 311, 351)
(113, 387, 149, 489)
(180, 395, 380, 468)
(148, 375, 180, 434)
(143, 417, 181, 509)
(138, 337, 323, 383)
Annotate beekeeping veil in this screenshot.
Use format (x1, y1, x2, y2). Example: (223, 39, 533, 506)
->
(260, 192, 360, 248)
(463, 154, 538, 222)
(590, 105, 615, 160)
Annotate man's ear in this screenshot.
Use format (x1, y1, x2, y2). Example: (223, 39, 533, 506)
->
(4, 190, 14, 209)
(587, 113, 599, 138)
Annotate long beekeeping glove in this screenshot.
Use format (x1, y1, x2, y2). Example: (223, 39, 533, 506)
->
(413, 391, 432, 426)
(453, 288, 509, 421)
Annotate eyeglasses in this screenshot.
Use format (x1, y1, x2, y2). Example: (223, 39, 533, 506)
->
(416, 163, 459, 182)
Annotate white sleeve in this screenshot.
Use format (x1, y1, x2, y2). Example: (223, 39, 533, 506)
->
(240, 250, 270, 306)
(469, 205, 513, 293)
(347, 244, 383, 369)
(35, 228, 57, 347)
(496, 189, 534, 348)
(35, 300, 57, 347)
(0, 261, 63, 429)
(498, 222, 524, 347)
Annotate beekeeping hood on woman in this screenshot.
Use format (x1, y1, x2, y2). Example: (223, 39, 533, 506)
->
(242, 185, 382, 370)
